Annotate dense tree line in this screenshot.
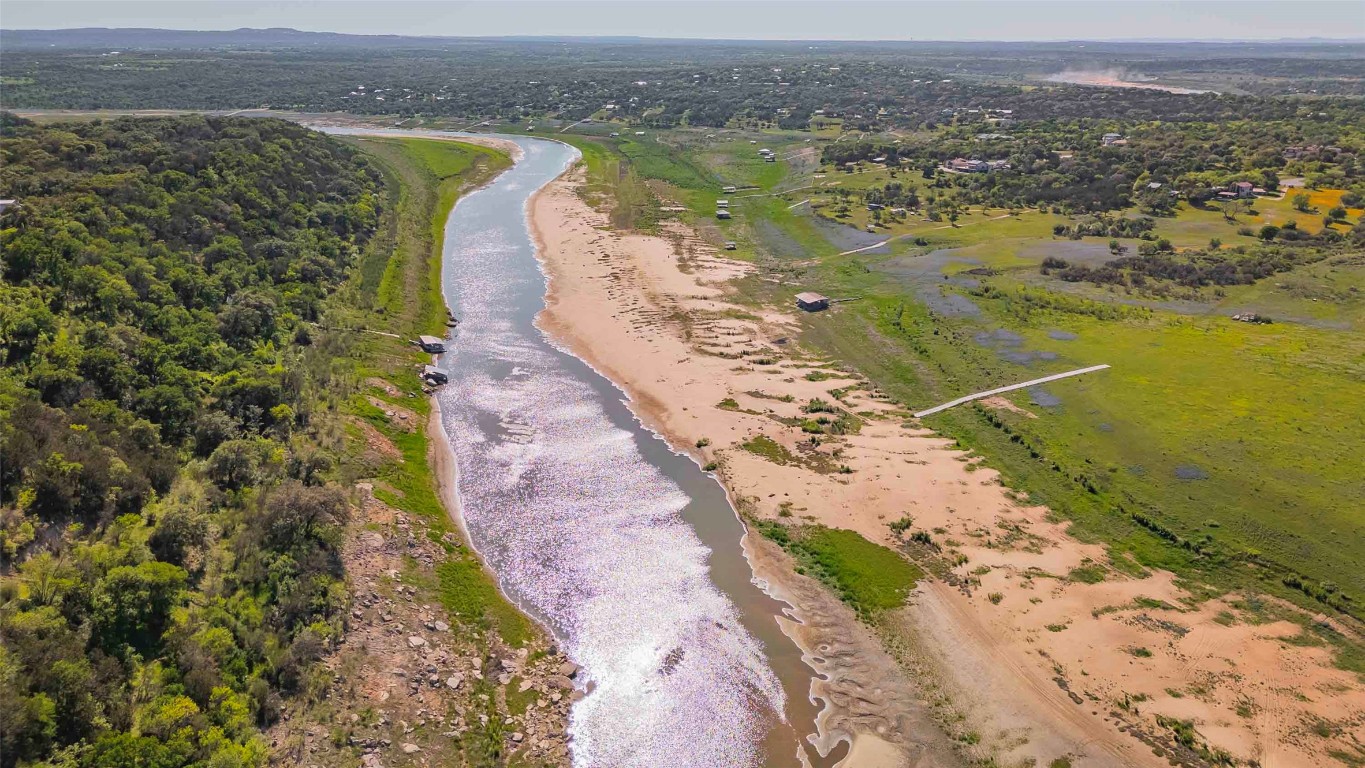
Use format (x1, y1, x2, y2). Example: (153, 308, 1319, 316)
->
(1039, 233, 1356, 291)
(0, 114, 383, 768)
(3, 43, 1361, 129)
(823, 116, 1363, 214)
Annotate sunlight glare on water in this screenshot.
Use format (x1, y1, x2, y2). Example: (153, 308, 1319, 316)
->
(432, 137, 787, 767)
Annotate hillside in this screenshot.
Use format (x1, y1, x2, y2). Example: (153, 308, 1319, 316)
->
(0, 116, 570, 768)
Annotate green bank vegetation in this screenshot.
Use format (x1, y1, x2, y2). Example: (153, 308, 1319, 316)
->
(327, 133, 527, 645)
(753, 520, 922, 619)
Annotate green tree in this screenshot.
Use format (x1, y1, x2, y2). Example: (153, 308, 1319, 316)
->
(93, 561, 188, 656)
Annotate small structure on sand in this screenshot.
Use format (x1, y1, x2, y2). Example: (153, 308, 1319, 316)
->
(416, 335, 447, 353)
(795, 292, 830, 312)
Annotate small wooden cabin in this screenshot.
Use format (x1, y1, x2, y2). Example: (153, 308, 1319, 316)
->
(795, 292, 830, 312)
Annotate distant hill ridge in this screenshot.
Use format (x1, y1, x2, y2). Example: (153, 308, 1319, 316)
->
(3, 27, 1363, 54)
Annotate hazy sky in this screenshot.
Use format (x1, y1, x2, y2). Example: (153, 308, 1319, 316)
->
(4, 0, 1363, 41)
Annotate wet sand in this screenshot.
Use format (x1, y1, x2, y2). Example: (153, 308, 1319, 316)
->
(528, 165, 1365, 768)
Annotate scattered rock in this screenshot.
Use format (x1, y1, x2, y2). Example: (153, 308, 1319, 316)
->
(407, 636, 427, 649)
(547, 675, 574, 690)
(557, 661, 579, 679)
(400, 743, 421, 754)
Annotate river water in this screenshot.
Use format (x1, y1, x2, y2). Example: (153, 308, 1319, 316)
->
(332, 129, 831, 767)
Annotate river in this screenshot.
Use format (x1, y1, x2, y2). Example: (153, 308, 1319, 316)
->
(332, 129, 832, 767)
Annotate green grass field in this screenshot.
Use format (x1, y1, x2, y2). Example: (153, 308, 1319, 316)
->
(753, 520, 923, 618)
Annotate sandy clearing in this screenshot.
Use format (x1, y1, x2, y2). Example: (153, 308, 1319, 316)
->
(528, 164, 1365, 767)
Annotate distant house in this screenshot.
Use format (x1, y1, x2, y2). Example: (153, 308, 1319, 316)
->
(1232, 181, 1256, 198)
(866, 203, 884, 211)
(0, 199, 17, 213)
(1101, 133, 1124, 146)
(723, 241, 737, 250)
(722, 185, 737, 193)
(417, 335, 447, 353)
(765, 155, 776, 163)
(422, 365, 449, 385)
(716, 199, 729, 208)
(795, 292, 830, 312)
(716, 209, 732, 220)
(946, 158, 989, 173)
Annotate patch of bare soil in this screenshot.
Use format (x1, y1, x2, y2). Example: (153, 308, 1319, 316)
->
(353, 417, 402, 463)
(367, 377, 402, 397)
(978, 395, 1037, 419)
(366, 396, 419, 433)
(266, 483, 571, 768)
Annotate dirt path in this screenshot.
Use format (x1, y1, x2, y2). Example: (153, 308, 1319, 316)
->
(913, 364, 1110, 417)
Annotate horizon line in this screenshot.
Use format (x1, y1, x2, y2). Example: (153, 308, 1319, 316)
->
(5, 26, 1365, 45)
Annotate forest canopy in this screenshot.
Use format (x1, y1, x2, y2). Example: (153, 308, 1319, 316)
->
(0, 114, 383, 768)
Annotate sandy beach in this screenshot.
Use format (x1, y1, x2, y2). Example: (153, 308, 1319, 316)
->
(1044, 70, 1213, 94)
(527, 165, 1365, 767)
